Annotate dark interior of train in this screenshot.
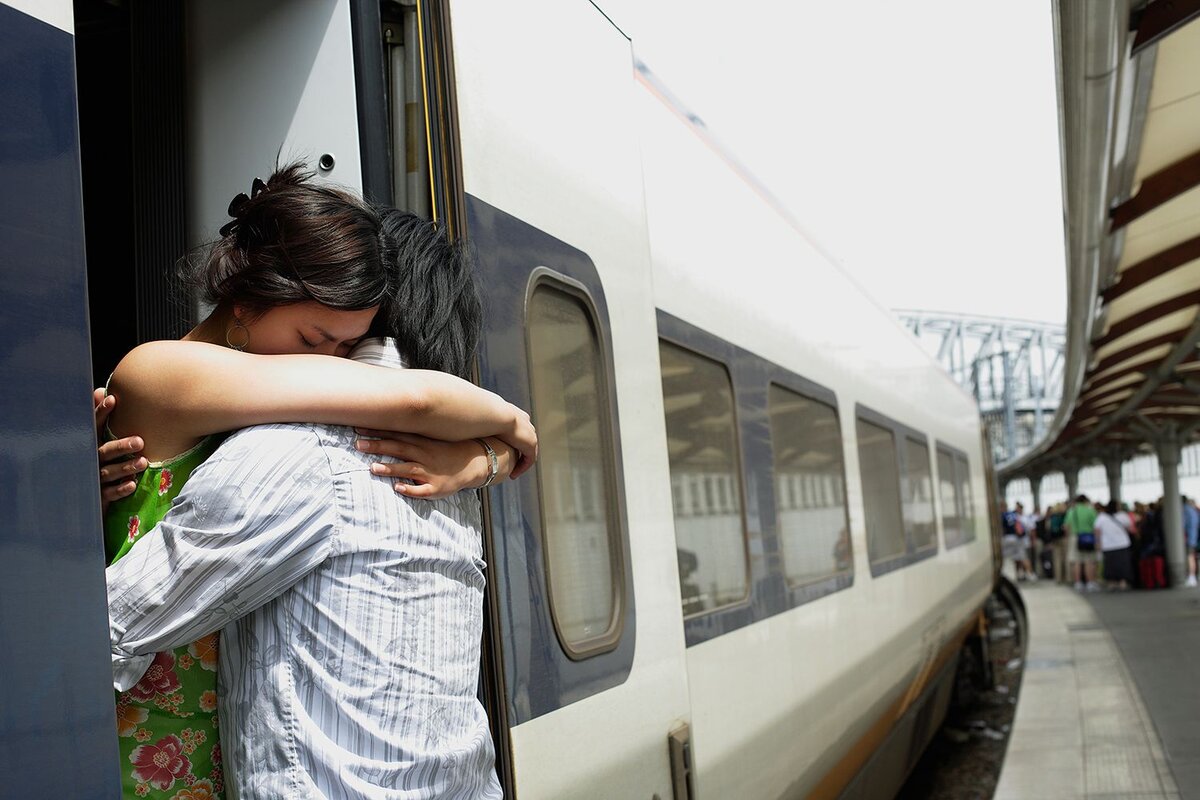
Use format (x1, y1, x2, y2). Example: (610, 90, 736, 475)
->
(74, 0, 190, 387)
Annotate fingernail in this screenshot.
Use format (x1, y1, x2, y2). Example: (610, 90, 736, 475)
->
(394, 482, 407, 494)
(355, 440, 368, 451)
(103, 396, 114, 408)
(370, 463, 384, 474)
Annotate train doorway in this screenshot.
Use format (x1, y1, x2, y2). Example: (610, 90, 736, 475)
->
(74, 0, 191, 386)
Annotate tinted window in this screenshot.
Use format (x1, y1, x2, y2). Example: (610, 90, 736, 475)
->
(955, 453, 976, 545)
(528, 285, 621, 653)
(769, 385, 852, 585)
(937, 448, 964, 547)
(659, 341, 748, 616)
(904, 438, 937, 551)
(856, 418, 906, 563)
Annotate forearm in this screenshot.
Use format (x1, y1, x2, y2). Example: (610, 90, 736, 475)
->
(116, 341, 519, 442)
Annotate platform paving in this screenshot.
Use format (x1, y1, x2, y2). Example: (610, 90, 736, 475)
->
(994, 582, 1181, 800)
(1085, 587, 1200, 798)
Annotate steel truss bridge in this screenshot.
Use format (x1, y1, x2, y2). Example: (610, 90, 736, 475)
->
(896, 311, 1066, 465)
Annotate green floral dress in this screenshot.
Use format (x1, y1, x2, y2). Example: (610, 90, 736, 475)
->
(105, 435, 225, 799)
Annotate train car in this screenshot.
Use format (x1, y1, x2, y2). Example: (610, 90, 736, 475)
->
(0, 0, 1000, 797)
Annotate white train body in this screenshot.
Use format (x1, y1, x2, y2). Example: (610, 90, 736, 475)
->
(452, 2, 996, 797)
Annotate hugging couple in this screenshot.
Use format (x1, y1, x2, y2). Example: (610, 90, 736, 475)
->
(97, 163, 535, 799)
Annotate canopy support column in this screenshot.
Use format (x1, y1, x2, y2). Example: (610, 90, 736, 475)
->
(1156, 434, 1186, 586)
(1030, 472, 1044, 512)
(1102, 449, 1125, 505)
(1062, 462, 1081, 501)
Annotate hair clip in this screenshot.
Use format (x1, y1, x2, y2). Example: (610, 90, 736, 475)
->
(219, 177, 268, 237)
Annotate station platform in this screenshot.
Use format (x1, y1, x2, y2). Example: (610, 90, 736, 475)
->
(995, 582, 1196, 799)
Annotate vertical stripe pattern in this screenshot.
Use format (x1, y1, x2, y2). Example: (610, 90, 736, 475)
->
(107, 342, 501, 798)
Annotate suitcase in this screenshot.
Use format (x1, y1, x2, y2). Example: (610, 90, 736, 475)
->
(1040, 547, 1055, 579)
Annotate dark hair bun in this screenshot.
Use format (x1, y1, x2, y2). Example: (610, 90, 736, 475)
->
(183, 162, 391, 315)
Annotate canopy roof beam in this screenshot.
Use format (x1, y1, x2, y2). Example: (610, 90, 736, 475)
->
(1132, 0, 1200, 55)
(1109, 148, 1200, 231)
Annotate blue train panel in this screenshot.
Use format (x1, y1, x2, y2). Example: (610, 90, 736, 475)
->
(0, 3, 121, 796)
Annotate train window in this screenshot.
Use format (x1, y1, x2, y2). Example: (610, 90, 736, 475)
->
(955, 454, 977, 544)
(659, 341, 749, 616)
(856, 417, 906, 565)
(937, 448, 964, 547)
(904, 437, 937, 551)
(527, 283, 623, 656)
(768, 385, 852, 586)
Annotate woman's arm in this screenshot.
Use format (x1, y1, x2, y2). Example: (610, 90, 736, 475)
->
(107, 340, 536, 469)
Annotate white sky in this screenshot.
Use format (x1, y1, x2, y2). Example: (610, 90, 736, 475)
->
(598, 0, 1068, 325)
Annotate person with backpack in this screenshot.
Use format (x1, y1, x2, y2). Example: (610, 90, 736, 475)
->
(1044, 503, 1068, 583)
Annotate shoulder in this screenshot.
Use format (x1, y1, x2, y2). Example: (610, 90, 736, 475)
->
(204, 423, 330, 480)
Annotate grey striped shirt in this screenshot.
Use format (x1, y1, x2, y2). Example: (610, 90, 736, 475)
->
(107, 340, 501, 799)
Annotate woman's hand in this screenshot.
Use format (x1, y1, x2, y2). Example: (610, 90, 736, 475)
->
(354, 429, 518, 499)
(499, 404, 537, 478)
(94, 388, 148, 514)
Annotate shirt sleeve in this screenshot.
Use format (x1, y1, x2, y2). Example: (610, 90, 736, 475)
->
(107, 425, 339, 692)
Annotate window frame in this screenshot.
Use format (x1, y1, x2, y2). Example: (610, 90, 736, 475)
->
(936, 441, 977, 549)
(855, 404, 939, 577)
(656, 337, 754, 620)
(524, 269, 628, 660)
(902, 433, 939, 556)
(765, 377, 854, 596)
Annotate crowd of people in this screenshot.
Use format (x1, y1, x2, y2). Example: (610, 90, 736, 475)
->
(1001, 494, 1200, 591)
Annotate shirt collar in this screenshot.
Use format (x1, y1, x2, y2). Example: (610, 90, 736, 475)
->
(349, 338, 407, 370)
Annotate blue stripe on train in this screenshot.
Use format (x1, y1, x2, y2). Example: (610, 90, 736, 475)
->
(0, 3, 121, 796)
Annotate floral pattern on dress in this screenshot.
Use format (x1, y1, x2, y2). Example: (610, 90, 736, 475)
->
(158, 468, 174, 496)
(129, 652, 182, 702)
(130, 734, 192, 791)
(169, 779, 215, 800)
(117, 700, 150, 737)
(106, 438, 226, 799)
(188, 634, 219, 672)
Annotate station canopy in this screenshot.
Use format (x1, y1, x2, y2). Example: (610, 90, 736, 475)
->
(1001, 1, 1200, 480)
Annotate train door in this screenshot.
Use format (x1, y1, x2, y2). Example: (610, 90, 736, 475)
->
(441, 1, 696, 796)
(0, 3, 123, 795)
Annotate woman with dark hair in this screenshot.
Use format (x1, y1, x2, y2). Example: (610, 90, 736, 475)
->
(96, 164, 533, 799)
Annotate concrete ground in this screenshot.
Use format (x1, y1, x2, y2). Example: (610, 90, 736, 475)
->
(994, 582, 1182, 800)
(1085, 587, 1200, 797)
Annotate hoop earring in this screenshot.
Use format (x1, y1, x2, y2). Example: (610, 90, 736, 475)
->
(226, 318, 250, 351)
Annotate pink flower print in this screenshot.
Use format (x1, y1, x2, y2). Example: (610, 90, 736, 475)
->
(130, 734, 191, 791)
(135, 784, 150, 797)
(210, 742, 221, 766)
(128, 651, 181, 702)
(158, 468, 174, 497)
(128, 515, 141, 543)
(198, 690, 217, 712)
(134, 728, 152, 742)
(177, 653, 194, 671)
